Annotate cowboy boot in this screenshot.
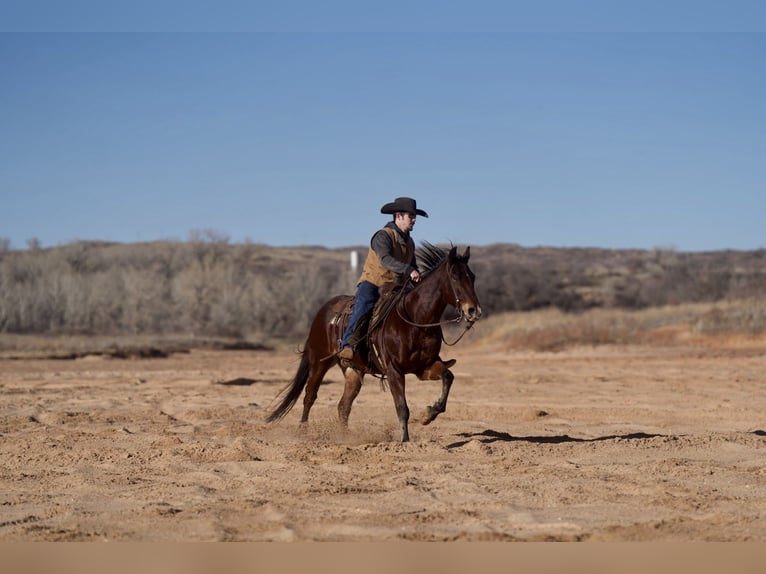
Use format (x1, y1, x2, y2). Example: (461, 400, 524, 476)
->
(338, 346, 354, 360)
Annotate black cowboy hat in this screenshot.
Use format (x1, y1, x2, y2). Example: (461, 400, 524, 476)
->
(380, 197, 429, 218)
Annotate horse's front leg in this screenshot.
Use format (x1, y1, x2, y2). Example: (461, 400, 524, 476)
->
(387, 369, 410, 442)
(420, 359, 456, 425)
(421, 369, 454, 425)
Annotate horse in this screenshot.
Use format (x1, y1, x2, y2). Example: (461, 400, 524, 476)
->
(265, 242, 482, 442)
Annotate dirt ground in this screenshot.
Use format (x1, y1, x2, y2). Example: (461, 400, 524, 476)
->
(1, 335, 765, 542)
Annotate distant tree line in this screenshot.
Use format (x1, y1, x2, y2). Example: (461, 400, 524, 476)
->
(0, 235, 353, 339)
(470, 244, 766, 314)
(1, 236, 765, 339)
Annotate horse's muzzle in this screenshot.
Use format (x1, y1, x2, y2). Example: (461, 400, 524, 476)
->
(463, 304, 482, 323)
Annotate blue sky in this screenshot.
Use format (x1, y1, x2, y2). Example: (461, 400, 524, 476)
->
(1, 27, 765, 251)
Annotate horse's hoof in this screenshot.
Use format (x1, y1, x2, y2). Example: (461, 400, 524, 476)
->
(421, 406, 437, 425)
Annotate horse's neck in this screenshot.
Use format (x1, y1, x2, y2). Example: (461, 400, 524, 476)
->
(403, 267, 449, 322)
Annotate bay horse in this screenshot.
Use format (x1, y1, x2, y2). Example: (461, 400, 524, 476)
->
(266, 242, 481, 442)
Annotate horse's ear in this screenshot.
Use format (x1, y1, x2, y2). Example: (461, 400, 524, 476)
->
(463, 246, 471, 260)
(448, 246, 458, 260)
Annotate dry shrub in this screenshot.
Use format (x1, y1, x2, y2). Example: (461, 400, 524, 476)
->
(691, 300, 766, 335)
(473, 300, 766, 351)
(0, 240, 355, 340)
(478, 309, 641, 351)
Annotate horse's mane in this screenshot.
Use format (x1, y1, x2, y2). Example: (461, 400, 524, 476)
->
(416, 241, 450, 277)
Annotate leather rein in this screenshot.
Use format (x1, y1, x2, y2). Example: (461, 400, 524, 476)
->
(395, 262, 476, 346)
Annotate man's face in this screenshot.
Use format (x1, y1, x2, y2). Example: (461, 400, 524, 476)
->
(395, 212, 416, 233)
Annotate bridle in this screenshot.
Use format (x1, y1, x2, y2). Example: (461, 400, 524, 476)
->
(395, 261, 477, 345)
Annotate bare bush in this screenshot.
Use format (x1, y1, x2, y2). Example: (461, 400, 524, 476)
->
(2, 240, 766, 341)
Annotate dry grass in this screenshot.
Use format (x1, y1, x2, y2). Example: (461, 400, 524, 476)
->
(470, 299, 766, 351)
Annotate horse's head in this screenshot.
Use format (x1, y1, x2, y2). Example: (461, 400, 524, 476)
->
(416, 242, 482, 324)
(446, 246, 482, 323)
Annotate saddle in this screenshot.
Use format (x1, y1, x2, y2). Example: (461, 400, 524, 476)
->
(369, 282, 406, 332)
(329, 283, 407, 370)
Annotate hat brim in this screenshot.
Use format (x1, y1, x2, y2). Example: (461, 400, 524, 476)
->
(380, 203, 429, 217)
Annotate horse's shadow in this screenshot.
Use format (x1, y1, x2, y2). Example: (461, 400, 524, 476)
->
(446, 429, 666, 449)
(447, 429, 766, 449)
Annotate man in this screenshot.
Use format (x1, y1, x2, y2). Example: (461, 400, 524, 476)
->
(338, 197, 428, 360)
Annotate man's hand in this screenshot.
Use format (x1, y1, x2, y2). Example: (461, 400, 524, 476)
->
(410, 269, 421, 283)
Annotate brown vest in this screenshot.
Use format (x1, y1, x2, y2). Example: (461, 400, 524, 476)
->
(357, 226, 415, 287)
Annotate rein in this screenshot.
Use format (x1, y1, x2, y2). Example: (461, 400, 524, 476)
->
(395, 263, 475, 346)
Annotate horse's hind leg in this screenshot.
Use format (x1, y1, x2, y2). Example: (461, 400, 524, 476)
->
(299, 353, 333, 424)
(338, 367, 363, 428)
(421, 363, 455, 426)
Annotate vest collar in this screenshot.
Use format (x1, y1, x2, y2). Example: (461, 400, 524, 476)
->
(385, 221, 410, 244)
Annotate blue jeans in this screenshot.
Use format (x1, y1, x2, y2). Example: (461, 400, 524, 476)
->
(340, 281, 379, 348)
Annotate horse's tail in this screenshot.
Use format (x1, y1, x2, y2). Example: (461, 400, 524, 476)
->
(265, 349, 310, 423)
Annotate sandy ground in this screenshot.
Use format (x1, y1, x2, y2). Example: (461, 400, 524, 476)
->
(1, 336, 765, 542)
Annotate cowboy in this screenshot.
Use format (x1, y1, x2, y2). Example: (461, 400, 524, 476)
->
(337, 197, 428, 360)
